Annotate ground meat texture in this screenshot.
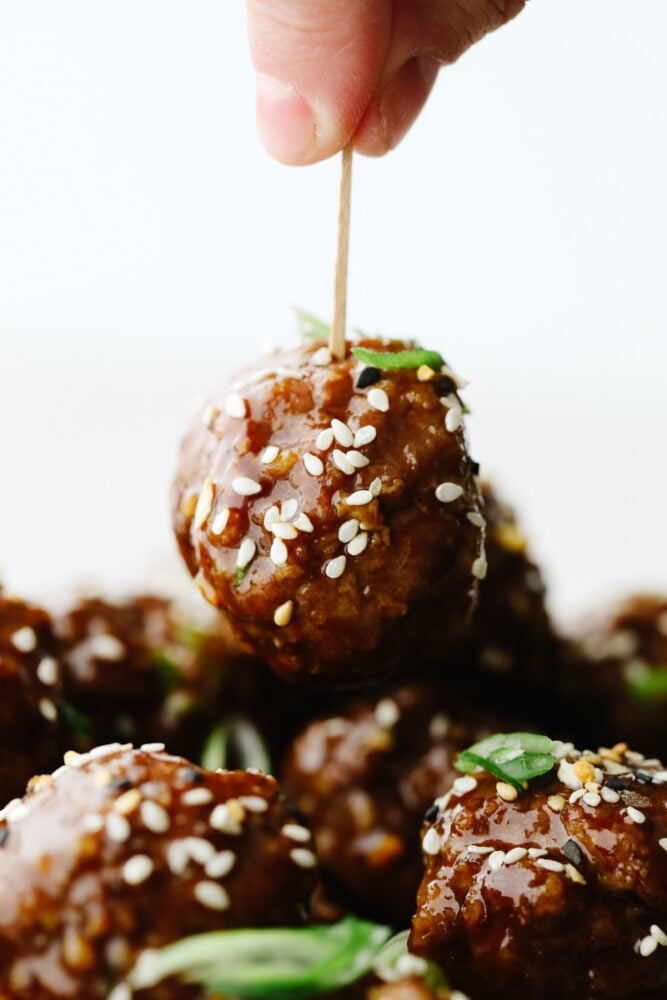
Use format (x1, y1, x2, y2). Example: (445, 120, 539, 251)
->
(561, 595, 667, 760)
(172, 338, 484, 687)
(282, 680, 509, 925)
(0, 590, 65, 806)
(410, 743, 667, 1000)
(0, 744, 318, 999)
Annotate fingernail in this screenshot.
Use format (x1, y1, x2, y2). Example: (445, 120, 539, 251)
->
(378, 57, 439, 151)
(255, 74, 317, 164)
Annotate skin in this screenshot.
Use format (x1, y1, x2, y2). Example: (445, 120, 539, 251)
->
(246, 0, 527, 164)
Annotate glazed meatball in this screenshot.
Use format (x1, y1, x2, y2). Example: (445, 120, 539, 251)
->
(410, 740, 667, 999)
(0, 589, 65, 805)
(0, 743, 318, 999)
(282, 680, 516, 924)
(172, 338, 484, 687)
(561, 595, 667, 759)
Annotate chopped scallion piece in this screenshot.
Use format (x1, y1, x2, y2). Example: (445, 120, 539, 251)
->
(129, 918, 392, 998)
(200, 715, 271, 775)
(56, 700, 92, 737)
(456, 732, 558, 792)
(372, 929, 447, 991)
(627, 664, 667, 704)
(295, 308, 330, 339)
(351, 347, 445, 371)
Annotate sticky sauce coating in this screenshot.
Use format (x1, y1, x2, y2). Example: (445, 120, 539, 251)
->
(172, 339, 484, 687)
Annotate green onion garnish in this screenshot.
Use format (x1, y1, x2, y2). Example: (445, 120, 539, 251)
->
(456, 732, 558, 792)
(626, 663, 667, 704)
(56, 700, 92, 738)
(129, 918, 391, 998)
(372, 930, 447, 992)
(200, 715, 271, 775)
(151, 652, 182, 692)
(351, 347, 445, 371)
(295, 308, 330, 339)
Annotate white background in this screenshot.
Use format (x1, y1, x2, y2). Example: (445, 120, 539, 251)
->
(1, 1, 665, 627)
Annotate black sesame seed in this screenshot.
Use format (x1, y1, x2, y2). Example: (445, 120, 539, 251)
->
(180, 767, 203, 784)
(356, 366, 381, 389)
(635, 770, 653, 784)
(433, 375, 456, 396)
(424, 803, 439, 823)
(606, 777, 631, 791)
(0, 827, 9, 847)
(108, 777, 132, 793)
(470, 460, 480, 476)
(562, 838, 584, 867)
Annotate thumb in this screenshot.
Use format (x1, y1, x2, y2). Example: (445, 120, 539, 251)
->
(246, 0, 391, 165)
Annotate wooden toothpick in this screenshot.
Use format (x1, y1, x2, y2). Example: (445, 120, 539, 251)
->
(330, 143, 353, 360)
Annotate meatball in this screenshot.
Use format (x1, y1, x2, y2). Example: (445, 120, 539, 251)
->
(282, 680, 520, 924)
(561, 595, 667, 759)
(0, 743, 318, 999)
(0, 589, 65, 805)
(172, 338, 484, 687)
(410, 740, 667, 1000)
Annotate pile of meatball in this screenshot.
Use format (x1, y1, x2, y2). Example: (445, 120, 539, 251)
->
(2, 337, 667, 1000)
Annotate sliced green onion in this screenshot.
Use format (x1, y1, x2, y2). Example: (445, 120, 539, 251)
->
(295, 308, 330, 340)
(151, 652, 182, 692)
(351, 347, 445, 371)
(627, 663, 667, 704)
(201, 715, 271, 775)
(56, 700, 92, 738)
(456, 732, 558, 792)
(372, 930, 447, 992)
(129, 918, 392, 998)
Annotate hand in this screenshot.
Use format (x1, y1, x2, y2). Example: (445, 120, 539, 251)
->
(246, 0, 526, 164)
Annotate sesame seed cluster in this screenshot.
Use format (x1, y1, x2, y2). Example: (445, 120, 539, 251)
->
(0, 744, 318, 998)
(411, 741, 667, 999)
(172, 338, 484, 686)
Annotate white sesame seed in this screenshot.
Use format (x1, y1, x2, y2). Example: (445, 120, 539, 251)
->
(166, 840, 190, 875)
(281, 498, 299, 522)
(325, 555, 347, 579)
(429, 714, 450, 740)
(225, 394, 247, 419)
(331, 418, 354, 447)
(332, 449, 356, 475)
(640, 936, 658, 958)
(345, 449, 369, 470)
(368, 387, 389, 412)
(36, 657, 59, 686)
(582, 791, 601, 807)
(270, 537, 288, 566)
(626, 750, 646, 764)
(10, 626, 37, 653)
(468, 845, 494, 856)
(281, 824, 311, 843)
(569, 789, 586, 804)
(453, 775, 478, 795)
(472, 556, 488, 580)
(316, 428, 334, 451)
(422, 828, 442, 856)
(211, 507, 230, 535)
(140, 800, 171, 834)
(659, 838, 667, 852)
(264, 505, 280, 530)
(601, 786, 620, 804)
(354, 425, 377, 448)
(276, 366, 304, 380)
(375, 698, 400, 729)
(273, 601, 294, 627)
(293, 512, 314, 533)
(236, 538, 256, 569)
(139, 742, 165, 753)
(488, 850, 506, 871)
(89, 633, 126, 661)
(528, 848, 548, 858)
(106, 813, 131, 843)
(312, 347, 332, 366)
(82, 813, 105, 834)
(370, 477, 382, 497)
(123, 855, 154, 886)
(5, 801, 29, 822)
(194, 478, 215, 528)
(626, 806, 646, 824)
(435, 482, 464, 504)
(39, 698, 57, 722)
(205, 850, 237, 878)
(303, 452, 324, 476)
(107, 985, 131, 1000)
(209, 804, 243, 835)
(271, 521, 298, 540)
(346, 489, 374, 506)
(504, 847, 528, 865)
(185, 837, 216, 864)
(182, 788, 213, 807)
(194, 881, 230, 911)
(536, 858, 565, 873)
(201, 403, 218, 428)
(338, 519, 359, 544)
(445, 407, 463, 432)
(238, 795, 269, 813)
(467, 511, 485, 527)
(395, 954, 429, 978)
(290, 848, 318, 869)
(565, 863, 587, 885)
(347, 532, 368, 556)
(649, 925, 667, 947)
(261, 446, 279, 464)
(232, 476, 262, 497)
